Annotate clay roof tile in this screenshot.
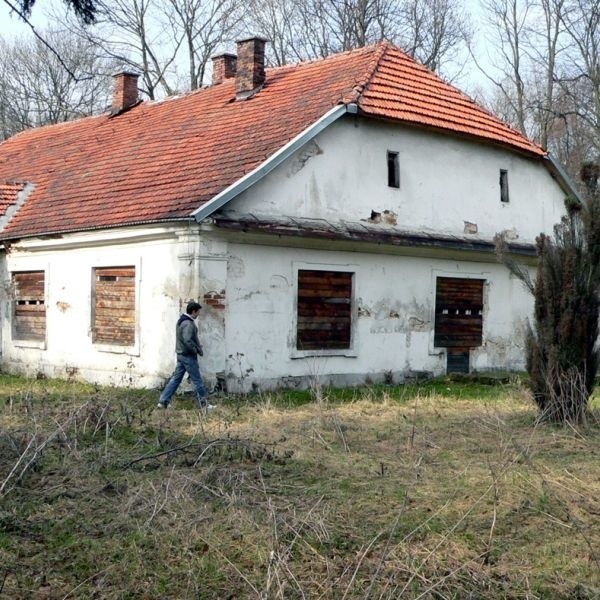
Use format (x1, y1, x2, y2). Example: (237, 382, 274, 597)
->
(0, 42, 543, 240)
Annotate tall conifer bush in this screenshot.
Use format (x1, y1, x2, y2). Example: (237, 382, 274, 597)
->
(497, 163, 600, 425)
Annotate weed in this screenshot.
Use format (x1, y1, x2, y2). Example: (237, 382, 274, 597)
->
(0, 374, 598, 598)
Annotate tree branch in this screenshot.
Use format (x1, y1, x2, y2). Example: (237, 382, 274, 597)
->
(1, 0, 91, 81)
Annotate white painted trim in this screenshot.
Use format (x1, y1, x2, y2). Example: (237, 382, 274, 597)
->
(10, 262, 49, 351)
(10, 225, 180, 252)
(192, 104, 353, 222)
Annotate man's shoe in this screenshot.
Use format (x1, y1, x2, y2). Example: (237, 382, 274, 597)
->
(156, 402, 170, 409)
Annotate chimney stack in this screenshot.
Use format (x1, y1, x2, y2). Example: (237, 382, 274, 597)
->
(212, 53, 237, 85)
(235, 37, 268, 99)
(112, 72, 139, 114)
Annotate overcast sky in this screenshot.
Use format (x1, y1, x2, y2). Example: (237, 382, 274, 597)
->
(0, 0, 493, 95)
(0, 0, 47, 35)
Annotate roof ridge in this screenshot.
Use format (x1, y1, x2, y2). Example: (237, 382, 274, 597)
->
(88, 45, 384, 113)
(345, 40, 391, 104)
(265, 43, 381, 75)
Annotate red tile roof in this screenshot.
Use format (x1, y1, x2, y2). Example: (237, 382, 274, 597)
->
(357, 45, 542, 155)
(0, 182, 25, 218)
(0, 42, 544, 241)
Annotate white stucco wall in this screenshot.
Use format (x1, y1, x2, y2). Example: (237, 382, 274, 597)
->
(219, 239, 532, 392)
(0, 222, 535, 392)
(229, 117, 566, 243)
(0, 115, 567, 391)
(0, 226, 208, 388)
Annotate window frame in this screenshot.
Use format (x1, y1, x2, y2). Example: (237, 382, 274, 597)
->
(433, 276, 485, 349)
(291, 262, 358, 359)
(90, 260, 141, 356)
(500, 169, 509, 203)
(387, 150, 400, 189)
(429, 268, 490, 357)
(11, 269, 47, 349)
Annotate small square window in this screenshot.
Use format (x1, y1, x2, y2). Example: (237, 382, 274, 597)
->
(500, 169, 509, 203)
(387, 151, 399, 188)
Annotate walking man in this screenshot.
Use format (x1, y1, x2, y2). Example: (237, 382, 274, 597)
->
(157, 301, 214, 410)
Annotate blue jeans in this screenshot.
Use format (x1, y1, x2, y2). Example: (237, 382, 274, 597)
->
(159, 354, 207, 407)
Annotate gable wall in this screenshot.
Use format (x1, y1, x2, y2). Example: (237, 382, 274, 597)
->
(228, 116, 565, 243)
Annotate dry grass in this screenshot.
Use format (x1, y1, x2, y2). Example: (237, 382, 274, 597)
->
(0, 374, 598, 599)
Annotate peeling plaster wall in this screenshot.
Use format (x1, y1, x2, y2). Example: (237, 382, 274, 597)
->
(0, 117, 563, 392)
(229, 117, 566, 244)
(0, 226, 213, 388)
(222, 242, 532, 392)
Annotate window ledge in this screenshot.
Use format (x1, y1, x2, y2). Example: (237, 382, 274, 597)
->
(12, 339, 46, 350)
(94, 342, 139, 356)
(291, 349, 357, 359)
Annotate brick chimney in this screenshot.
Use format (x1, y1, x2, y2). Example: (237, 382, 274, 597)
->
(111, 72, 139, 114)
(236, 37, 268, 99)
(212, 53, 237, 85)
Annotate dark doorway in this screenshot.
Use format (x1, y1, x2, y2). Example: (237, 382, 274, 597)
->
(434, 277, 485, 374)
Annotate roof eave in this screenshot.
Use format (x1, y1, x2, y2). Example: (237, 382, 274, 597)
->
(543, 154, 582, 202)
(192, 103, 356, 222)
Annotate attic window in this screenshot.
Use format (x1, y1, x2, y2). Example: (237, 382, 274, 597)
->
(387, 151, 399, 188)
(92, 266, 136, 346)
(500, 169, 509, 203)
(12, 271, 46, 342)
(297, 270, 353, 350)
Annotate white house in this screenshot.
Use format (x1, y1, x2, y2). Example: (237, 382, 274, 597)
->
(0, 39, 573, 392)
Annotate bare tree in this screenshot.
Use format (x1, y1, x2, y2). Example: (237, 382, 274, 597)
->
(163, 0, 243, 90)
(57, 0, 245, 96)
(247, 0, 298, 65)
(480, 0, 533, 134)
(3, 0, 97, 23)
(398, 0, 470, 72)
(0, 29, 115, 139)
(59, 0, 180, 99)
(245, 0, 470, 75)
(530, 0, 568, 148)
(561, 0, 600, 160)
(476, 0, 594, 185)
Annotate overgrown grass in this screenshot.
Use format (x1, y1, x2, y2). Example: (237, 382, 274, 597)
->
(0, 374, 598, 599)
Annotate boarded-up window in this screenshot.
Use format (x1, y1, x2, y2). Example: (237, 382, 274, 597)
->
(12, 271, 46, 341)
(93, 266, 135, 346)
(434, 277, 484, 348)
(297, 270, 352, 350)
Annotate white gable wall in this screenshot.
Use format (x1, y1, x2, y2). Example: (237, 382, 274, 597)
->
(206, 115, 566, 391)
(228, 116, 566, 243)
